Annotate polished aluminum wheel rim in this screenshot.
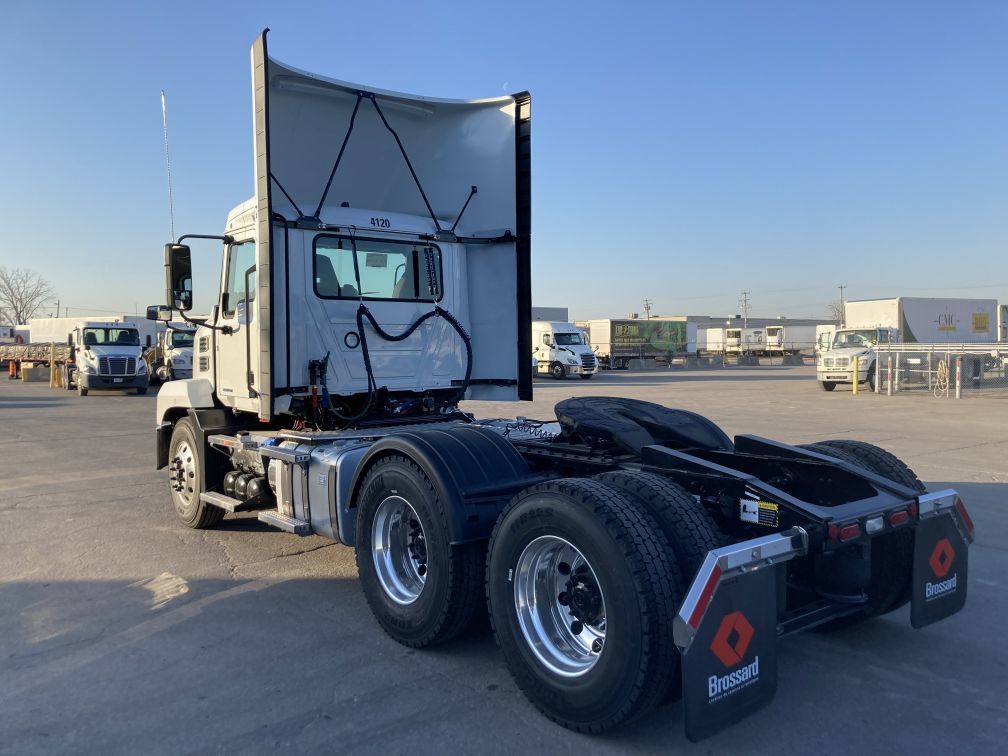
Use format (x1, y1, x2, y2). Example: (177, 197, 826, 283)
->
(514, 535, 607, 677)
(169, 440, 197, 508)
(372, 495, 428, 605)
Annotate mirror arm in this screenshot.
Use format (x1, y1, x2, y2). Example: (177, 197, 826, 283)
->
(177, 233, 234, 245)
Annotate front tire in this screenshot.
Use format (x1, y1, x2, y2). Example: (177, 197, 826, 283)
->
(136, 386, 147, 395)
(168, 418, 223, 529)
(818, 380, 836, 392)
(78, 383, 88, 396)
(550, 362, 566, 380)
(354, 455, 485, 648)
(487, 479, 678, 732)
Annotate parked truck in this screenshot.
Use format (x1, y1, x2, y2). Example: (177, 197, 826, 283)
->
(532, 321, 596, 379)
(763, 324, 816, 362)
(145, 324, 196, 383)
(724, 326, 764, 365)
(817, 297, 999, 391)
(151, 33, 973, 742)
(2, 319, 150, 393)
(586, 318, 694, 369)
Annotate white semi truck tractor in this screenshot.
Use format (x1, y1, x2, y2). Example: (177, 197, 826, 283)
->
(152, 32, 974, 741)
(532, 320, 597, 379)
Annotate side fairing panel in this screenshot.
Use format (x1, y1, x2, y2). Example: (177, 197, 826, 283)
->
(250, 30, 530, 404)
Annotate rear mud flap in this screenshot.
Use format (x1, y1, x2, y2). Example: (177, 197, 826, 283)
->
(911, 490, 974, 629)
(674, 529, 808, 742)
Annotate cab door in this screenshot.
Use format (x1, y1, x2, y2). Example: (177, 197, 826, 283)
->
(215, 240, 259, 412)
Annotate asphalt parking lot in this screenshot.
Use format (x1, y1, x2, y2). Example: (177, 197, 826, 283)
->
(1, 365, 1005, 755)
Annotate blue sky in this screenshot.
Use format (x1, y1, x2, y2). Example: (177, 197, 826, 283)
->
(1, 1, 1005, 322)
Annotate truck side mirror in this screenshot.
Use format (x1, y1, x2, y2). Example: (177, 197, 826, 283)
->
(164, 243, 194, 312)
(147, 304, 173, 322)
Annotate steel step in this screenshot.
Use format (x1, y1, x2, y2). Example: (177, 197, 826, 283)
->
(258, 510, 311, 536)
(200, 491, 246, 513)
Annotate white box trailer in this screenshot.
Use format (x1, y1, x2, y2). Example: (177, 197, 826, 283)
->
(844, 297, 998, 343)
(763, 324, 816, 358)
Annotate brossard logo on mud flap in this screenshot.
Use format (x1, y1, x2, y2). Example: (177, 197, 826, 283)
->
(926, 538, 958, 601)
(708, 611, 760, 702)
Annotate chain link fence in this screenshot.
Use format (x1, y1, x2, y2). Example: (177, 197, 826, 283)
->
(874, 343, 1008, 398)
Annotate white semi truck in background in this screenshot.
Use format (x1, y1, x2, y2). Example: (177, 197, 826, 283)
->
(1, 318, 150, 394)
(817, 297, 999, 391)
(150, 32, 973, 742)
(532, 320, 596, 379)
(145, 324, 196, 383)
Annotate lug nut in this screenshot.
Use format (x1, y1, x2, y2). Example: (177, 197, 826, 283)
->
(557, 561, 571, 575)
(570, 620, 583, 635)
(592, 639, 603, 653)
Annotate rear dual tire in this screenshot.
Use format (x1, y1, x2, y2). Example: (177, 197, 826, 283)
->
(487, 478, 682, 732)
(801, 439, 924, 628)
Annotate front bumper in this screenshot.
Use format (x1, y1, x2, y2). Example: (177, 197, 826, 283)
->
(80, 372, 149, 389)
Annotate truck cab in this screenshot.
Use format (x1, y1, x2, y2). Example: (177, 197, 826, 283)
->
(816, 327, 898, 392)
(71, 321, 149, 395)
(149, 325, 195, 382)
(532, 321, 596, 379)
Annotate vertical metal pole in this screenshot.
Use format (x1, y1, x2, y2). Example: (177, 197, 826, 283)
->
(887, 355, 893, 396)
(875, 353, 881, 394)
(852, 356, 859, 396)
(894, 353, 900, 393)
(927, 348, 933, 391)
(955, 357, 962, 399)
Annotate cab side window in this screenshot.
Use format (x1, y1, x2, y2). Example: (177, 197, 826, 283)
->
(222, 242, 256, 317)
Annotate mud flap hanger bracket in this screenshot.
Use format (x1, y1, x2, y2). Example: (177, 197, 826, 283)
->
(674, 527, 809, 652)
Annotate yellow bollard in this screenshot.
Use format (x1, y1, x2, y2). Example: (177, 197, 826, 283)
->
(852, 355, 859, 396)
(49, 341, 56, 388)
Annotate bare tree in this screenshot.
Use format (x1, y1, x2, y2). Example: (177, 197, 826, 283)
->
(0, 267, 54, 325)
(827, 299, 843, 325)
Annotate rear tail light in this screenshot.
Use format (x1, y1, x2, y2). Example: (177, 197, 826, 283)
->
(828, 522, 862, 542)
(888, 508, 910, 527)
(954, 497, 975, 537)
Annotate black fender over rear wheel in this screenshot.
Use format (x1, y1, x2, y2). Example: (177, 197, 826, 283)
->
(802, 439, 924, 626)
(168, 418, 224, 529)
(354, 454, 485, 648)
(487, 478, 679, 733)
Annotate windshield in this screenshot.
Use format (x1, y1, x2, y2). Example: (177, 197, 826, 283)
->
(169, 331, 195, 349)
(82, 327, 139, 346)
(832, 329, 882, 348)
(554, 332, 584, 346)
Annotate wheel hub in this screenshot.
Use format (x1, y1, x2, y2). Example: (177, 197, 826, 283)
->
(372, 495, 428, 605)
(564, 568, 603, 625)
(514, 535, 607, 677)
(169, 441, 196, 503)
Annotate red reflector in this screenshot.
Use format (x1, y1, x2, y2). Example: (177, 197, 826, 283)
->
(839, 523, 861, 541)
(889, 509, 910, 526)
(688, 563, 722, 630)
(828, 522, 862, 541)
(954, 497, 975, 536)
(908, 501, 918, 518)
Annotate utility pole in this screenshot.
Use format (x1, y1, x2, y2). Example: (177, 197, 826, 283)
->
(838, 284, 846, 327)
(738, 291, 751, 328)
(643, 298, 652, 320)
